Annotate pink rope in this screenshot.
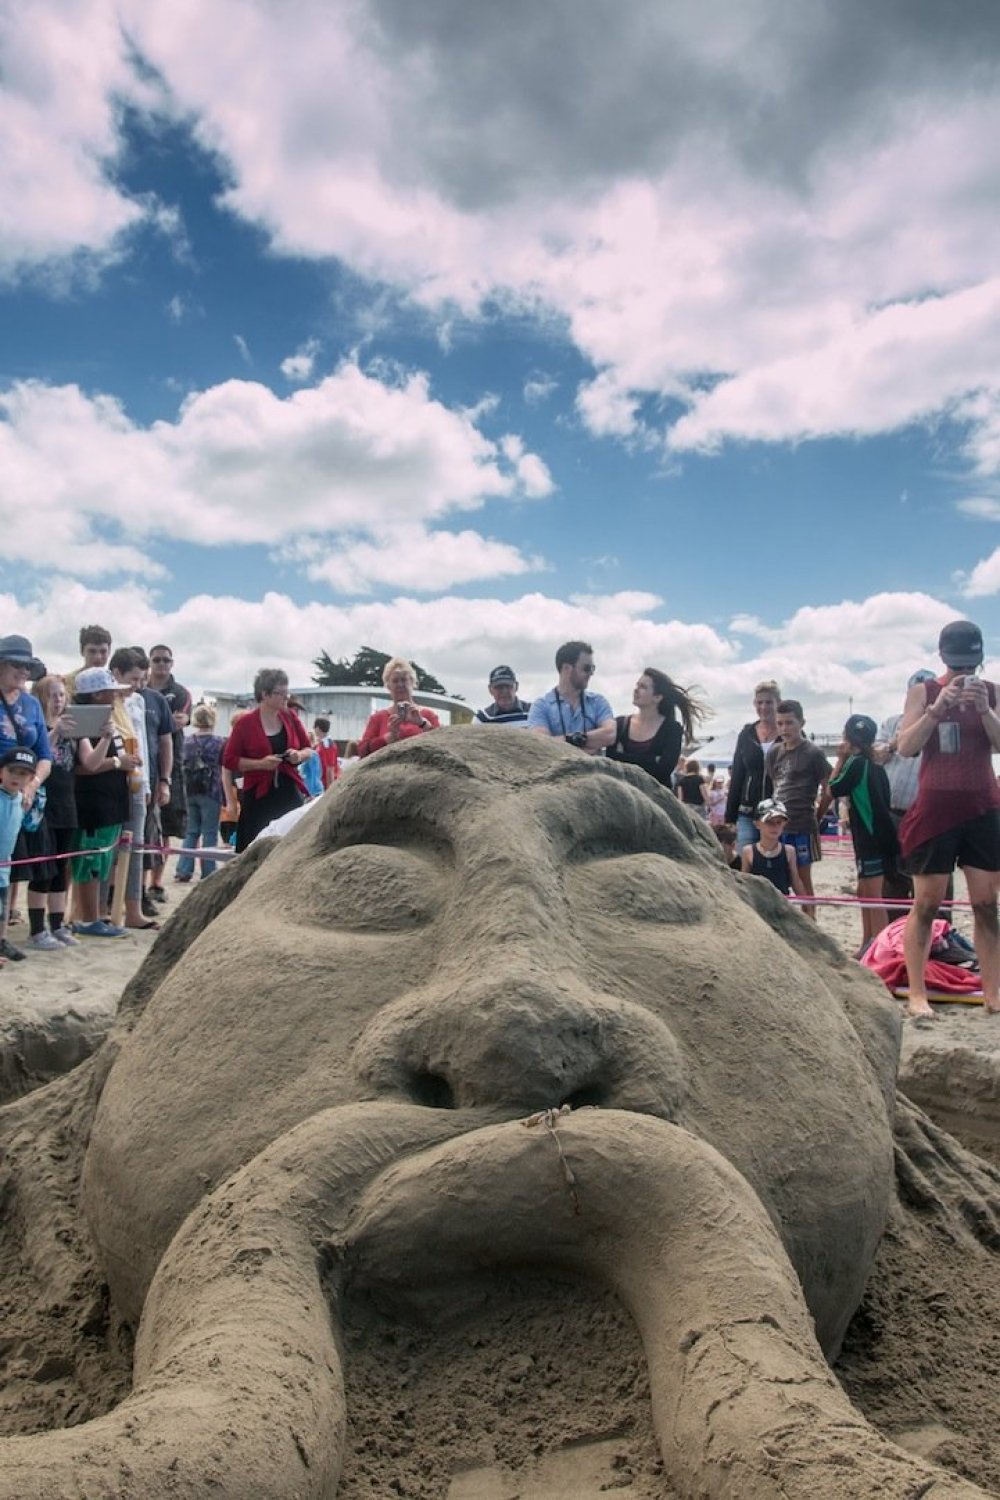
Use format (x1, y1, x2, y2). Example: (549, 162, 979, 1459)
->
(2, 838, 234, 871)
(788, 893, 974, 909)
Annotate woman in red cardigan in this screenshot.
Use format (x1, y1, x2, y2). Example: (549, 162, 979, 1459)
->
(222, 668, 315, 851)
(357, 657, 441, 758)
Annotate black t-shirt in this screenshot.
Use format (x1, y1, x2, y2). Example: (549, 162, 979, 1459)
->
(606, 715, 682, 787)
(678, 771, 705, 806)
(74, 732, 130, 831)
(44, 737, 79, 829)
(140, 687, 174, 782)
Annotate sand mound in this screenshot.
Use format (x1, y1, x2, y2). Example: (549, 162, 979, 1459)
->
(0, 730, 998, 1497)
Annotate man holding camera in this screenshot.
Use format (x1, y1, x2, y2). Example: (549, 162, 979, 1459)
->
(897, 619, 1000, 1019)
(528, 641, 616, 755)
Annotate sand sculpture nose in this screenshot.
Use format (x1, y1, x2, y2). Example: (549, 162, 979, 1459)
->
(352, 974, 687, 1117)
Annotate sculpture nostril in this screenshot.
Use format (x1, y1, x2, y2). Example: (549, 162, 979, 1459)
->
(561, 1081, 607, 1110)
(407, 1070, 456, 1110)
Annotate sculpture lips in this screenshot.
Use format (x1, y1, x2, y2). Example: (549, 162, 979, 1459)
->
(1, 1103, 991, 1498)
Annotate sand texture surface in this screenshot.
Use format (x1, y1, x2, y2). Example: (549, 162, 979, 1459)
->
(1, 736, 998, 1498)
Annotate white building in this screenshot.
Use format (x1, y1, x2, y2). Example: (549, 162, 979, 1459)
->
(204, 684, 473, 744)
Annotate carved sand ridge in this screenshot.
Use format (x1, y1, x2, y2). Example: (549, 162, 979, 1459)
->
(1, 729, 999, 1496)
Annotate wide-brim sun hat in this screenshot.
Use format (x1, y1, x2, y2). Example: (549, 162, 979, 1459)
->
(74, 666, 132, 695)
(0, 634, 46, 681)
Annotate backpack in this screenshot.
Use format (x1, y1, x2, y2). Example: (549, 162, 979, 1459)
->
(185, 738, 215, 797)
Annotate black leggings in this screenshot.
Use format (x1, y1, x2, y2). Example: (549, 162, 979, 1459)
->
(27, 824, 73, 895)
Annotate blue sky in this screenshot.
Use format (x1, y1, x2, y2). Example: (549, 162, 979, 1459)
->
(3, 0, 1000, 735)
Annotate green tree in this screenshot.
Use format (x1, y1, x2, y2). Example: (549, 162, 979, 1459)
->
(311, 646, 449, 695)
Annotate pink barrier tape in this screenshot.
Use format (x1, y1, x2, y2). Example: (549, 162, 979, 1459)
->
(1, 838, 234, 872)
(788, 893, 974, 909)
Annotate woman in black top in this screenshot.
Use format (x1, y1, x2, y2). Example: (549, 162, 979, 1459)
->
(676, 757, 710, 818)
(70, 672, 137, 937)
(606, 668, 706, 788)
(25, 676, 83, 948)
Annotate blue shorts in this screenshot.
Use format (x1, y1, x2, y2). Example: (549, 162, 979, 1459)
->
(781, 830, 817, 868)
(736, 813, 757, 852)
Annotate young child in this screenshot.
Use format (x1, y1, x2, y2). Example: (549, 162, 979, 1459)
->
(829, 713, 898, 955)
(713, 822, 741, 870)
(740, 797, 806, 898)
(0, 747, 37, 966)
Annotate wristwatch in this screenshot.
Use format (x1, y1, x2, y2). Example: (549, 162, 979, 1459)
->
(111, 756, 121, 769)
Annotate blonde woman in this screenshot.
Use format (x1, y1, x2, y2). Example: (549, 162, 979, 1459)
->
(176, 703, 226, 881)
(357, 658, 440, 758)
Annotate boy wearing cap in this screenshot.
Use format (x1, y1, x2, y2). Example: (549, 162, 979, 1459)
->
(897, 619, 1000, 1019)
(740, 798, 805, 898)
(830, 715, 898, 953)
(475, 666, 531, 727)
(0, 748, 37, 964)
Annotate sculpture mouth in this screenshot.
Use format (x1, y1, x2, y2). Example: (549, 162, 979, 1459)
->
(4, 1104, 992, 1499)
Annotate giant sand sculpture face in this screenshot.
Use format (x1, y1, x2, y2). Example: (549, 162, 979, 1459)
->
(2, 731, 994, 1498)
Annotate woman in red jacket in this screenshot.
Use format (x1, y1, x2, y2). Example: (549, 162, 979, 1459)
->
(357, 657, 440, 758)
(222, 668, 314, 851)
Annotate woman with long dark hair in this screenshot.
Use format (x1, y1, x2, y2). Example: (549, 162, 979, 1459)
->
(606, 668, 706, 788)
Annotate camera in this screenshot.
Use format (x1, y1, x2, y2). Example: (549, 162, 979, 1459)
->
(280, 749, 296, 763)
(564, 731, 588, 749)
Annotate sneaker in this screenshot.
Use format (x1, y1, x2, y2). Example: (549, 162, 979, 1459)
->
(74, 920, 127, 939)
(141, 896, 159, 919)
(30, 930, 63, 951)
(0, 938, 26, 961)
(51, 927, 80, 947)
(150, 887, 168, 904)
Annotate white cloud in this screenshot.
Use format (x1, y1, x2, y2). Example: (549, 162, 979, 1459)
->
(0, 0, 156, 280)
(575, 373, 640, 439)
(0, 363, 553, 575)
(524, 375, 558, 405)
(298, 526, 546, 594)
(8, 0, 1000, 477)
(2, 579, 977, 736)
(233, 334, 253, 365)
(280, 339, 320, 382)
(957, 497, 1000, 522)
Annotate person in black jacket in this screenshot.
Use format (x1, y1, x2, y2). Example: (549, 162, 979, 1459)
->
(724, 680, 781, 851)
(606, 668, 706, 787)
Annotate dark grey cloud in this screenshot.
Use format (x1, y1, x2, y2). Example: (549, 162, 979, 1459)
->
(365, 0, 1000, 205)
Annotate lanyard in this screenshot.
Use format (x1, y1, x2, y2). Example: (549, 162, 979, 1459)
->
(554, 690, 590, 736)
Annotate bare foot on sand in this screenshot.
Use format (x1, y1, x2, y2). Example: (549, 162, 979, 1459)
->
(906, 1000, 940, 1022)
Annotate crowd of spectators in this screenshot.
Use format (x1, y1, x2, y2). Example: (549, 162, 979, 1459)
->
(3, 621, 997, 1018)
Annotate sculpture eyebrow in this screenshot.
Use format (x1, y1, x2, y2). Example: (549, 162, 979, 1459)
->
(534, 780, 681, 862)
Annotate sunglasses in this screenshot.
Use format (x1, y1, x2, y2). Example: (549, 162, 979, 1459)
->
(151, 656, 172, 665)
(579, 663, 597, 674)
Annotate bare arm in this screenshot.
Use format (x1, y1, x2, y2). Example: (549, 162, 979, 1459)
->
(740, 844, 754, 874)
(786, 846, 806, 898)
(586, 717, 617, 752)
(896, 679, 960, 757)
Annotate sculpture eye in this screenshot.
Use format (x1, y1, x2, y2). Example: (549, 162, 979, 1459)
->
(308, 843, 443, 931)
(567, 852, 706, 925)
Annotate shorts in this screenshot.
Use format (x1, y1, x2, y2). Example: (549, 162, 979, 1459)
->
(71, 825, 121, 884)
(856, 854, 886, 879)
(781, 830, 820, 867)
(901, 810, 1000, 878)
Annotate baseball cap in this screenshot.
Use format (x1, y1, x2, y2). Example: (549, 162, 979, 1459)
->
(488, 664, 517, 686)
(75, 667, 131, 695)
(843, 713, 877, 748)
(0, 746, 38, 771)
(755, 798, 788, 822)
(0, 634, 46, 681)
(938, 620, 984, 670)
(907, 668, 936, 688)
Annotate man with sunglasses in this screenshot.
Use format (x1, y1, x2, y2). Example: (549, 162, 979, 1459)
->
(147, 645, 193, 899)
(528, 640, 616, 755)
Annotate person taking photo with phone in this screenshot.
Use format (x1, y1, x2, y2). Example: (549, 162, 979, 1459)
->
(897, 620, 1000, 1020)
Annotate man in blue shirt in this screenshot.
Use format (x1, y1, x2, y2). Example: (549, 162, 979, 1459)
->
(528, 640, 616, 754)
